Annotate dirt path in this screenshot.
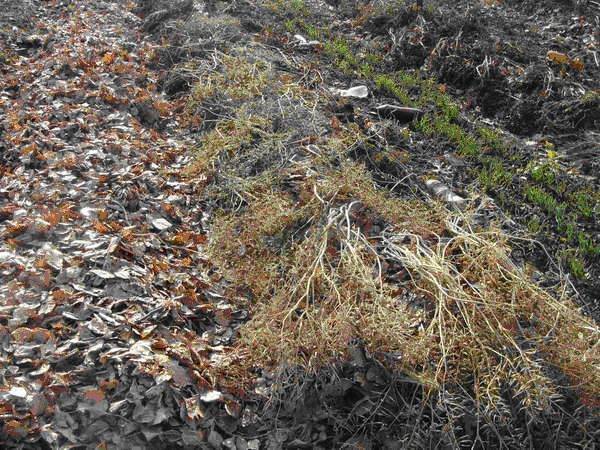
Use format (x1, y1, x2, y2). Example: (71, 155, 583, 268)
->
(0, 1, 247, 447)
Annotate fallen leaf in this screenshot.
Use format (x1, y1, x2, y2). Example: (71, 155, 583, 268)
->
(84, 389, 106, 403)
(3, 420, 28, 439)
(151, 217, 172, 231)
(184, 395, 205, 420)
(89, 269, 115, 279)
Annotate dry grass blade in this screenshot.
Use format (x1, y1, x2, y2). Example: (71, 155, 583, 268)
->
(382, 211, 599, 410)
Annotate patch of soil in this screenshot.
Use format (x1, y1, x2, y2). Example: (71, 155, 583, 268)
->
(372, 0, 599, 142)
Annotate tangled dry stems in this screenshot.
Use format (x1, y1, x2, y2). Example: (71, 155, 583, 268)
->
(206, 153, 599, 413)
(182, 27, 599, 432)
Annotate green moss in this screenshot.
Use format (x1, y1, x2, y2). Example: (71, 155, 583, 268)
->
(429, 91, 460, 122)
(291, 0, 307, 13)
(563, 221, 577, 242)
(525, 186, 559, 215)
(577, 232, 600, 257)
(457, 135, 479, 157)
(527, 216, 542, 234)
(284, 19, 296, 33)
(325, 38, 353, 61)
(568, 257, 586, 280)
(268, 0, 308, 17)
(418, 117, 479, 157)
(364, 53, 384, 66)
(359, 63, 374, 78)
(530, 162, 557, 186)
(478, 127, 503, 151)
(397, 71, 420, 88)
(285, 20, 324, 41)
(374, 74, 412, 104)
(414, 115, 433, 134)
(324, 37, 360, 74)
(556, 181, 568, 195)
(479, 158, 512, 190)
(304, 23, 320, 40)
(572, 191, 595, 219)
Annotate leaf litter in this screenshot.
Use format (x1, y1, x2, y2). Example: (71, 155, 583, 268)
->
(0, 1, 247, 448)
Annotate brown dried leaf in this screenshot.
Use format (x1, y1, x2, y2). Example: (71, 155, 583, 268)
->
(11, 327, 53, 344)
(102, 52, 116, 65)
(184, 395, 204, 421)
(94, 221, 111, 234)
(547, 50, 583, 71)
(569, 57, 584, 72)
(3, 420, 28, 439)
(99, 379, 119, 392)
(83, 389, 106, 403)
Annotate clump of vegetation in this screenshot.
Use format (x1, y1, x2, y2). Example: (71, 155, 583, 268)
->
(324, 37, 360, 75)
(478, 157, 512, 189)
(178, 3, 600, 444)
(186, 114, 270, 177)
(266, 0, 310, 23)
(530, 161, 557, 185)
(571, 189, 596, 219)
(525, 186, 559, 214)
(375, 74, 412, 104)
(198, 110, 600, 414)
(186, 55, 271, 111)
(208, 160, 600, 408)
(568, 255, 587, 279)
